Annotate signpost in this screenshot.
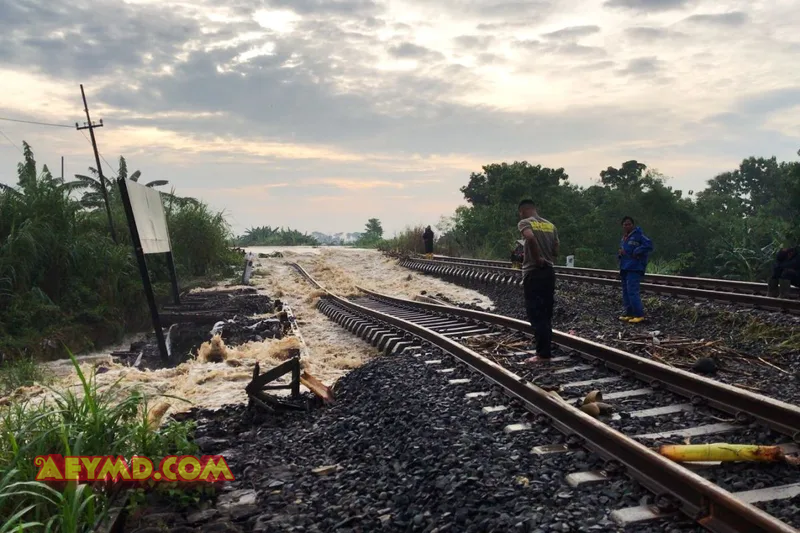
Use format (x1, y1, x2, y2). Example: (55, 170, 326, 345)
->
(242, 252, 255, 284)
(117, 178, 180, 360)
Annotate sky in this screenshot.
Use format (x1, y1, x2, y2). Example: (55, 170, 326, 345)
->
(0, 0, 799, 237)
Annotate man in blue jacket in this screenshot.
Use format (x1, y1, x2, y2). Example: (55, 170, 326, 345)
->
(618, 216, 653, 323)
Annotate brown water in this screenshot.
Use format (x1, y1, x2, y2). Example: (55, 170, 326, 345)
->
(6, 248, 492, 418)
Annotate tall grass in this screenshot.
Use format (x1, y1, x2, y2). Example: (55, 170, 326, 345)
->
(379, 225, 519, 259)
(0, 351, 196, 532)
(0, 143, 239, 360)
(380, 226, 426, 254)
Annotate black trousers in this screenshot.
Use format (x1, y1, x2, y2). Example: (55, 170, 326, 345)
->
(772, 265, 800, 287)
(423, 240, 433, 254)
(523, 266, 555, 358)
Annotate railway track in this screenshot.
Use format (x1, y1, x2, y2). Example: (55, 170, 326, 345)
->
(428, 255, 797, 297)
(291, 262, 800, 533)
(398, 256, 800, 314)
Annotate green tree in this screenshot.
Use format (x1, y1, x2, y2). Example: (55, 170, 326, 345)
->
(74, 156, 168, 209)
(364, 218, 383, 239)
(599, 160, 649, 191)
(355, 218, 384, 248)
(0, 143, 238, 359)
(235, 225, 317, 246)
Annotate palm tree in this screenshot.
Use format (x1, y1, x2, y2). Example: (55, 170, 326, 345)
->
(73, 156, 168, 209)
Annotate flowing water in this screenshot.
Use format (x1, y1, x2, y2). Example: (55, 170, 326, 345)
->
(6, 248, 493, 417)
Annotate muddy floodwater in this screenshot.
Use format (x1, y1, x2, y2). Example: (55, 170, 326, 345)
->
(7, 248, 492, 419)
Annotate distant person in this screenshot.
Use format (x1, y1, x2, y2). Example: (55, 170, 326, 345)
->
(517, 199, 559, 363)
(768, 246, 799, 298)
(423, 226, 434, 258)
(618, 216, 654, 323)
(510, 240, 524, 269)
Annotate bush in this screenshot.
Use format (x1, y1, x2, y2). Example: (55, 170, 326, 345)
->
(0, 143, 239, 360)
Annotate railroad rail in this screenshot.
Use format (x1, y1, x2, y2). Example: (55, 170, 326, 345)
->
(290, 262, 800, 533)
(428, 254, 797, 297)
(398, 256, 800, 314)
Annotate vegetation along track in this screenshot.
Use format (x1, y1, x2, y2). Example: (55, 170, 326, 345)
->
(289, 261, 800, 533)
(399, 255, 800, 314)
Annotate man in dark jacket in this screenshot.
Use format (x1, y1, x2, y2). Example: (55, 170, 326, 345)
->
(618, 216, 653, 323)
(422, 226, 434, 258)
(769, 246, 799, 298)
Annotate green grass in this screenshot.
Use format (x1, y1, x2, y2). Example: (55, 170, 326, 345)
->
(0, 357, 52, 397)
(0, 350, 197, 532)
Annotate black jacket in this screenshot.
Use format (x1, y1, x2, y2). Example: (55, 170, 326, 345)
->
(776, 246, 800, 270)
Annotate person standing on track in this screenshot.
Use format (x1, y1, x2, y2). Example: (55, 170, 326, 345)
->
(517, 199, 559, 363)
(768, 245, 799, 298)
(422, 226, 434, 259)
(618, 216, 653, 324)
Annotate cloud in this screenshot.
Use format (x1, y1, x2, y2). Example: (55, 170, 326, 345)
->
(477, 19, 542, 31)
(542, 25, 601, 40)
(387, 42, 444, 60)
(1, 0, 799, 237)
(215, 183, 291, 195)
(513, 39, 542, 49)
(263, 0, 382, 15)
(430, 0, 552, 19)
(604, 0, 691, 12)
(738, 87, 800, 115)
(682, 12, 749, 27)
(453, 35, 494, 49)
(625, 26, 685, 41)
(0, 0, 207, 79)
(475, 53, 506, 65)
(572, 60, 616, 72)
(617, 56, 664, 76)
(308, 179, 405, 190)
(514, 39, 606, 57)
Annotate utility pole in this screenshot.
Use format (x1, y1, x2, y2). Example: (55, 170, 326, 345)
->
(61, 156, 64, 180)
(76, 84, 117, 243)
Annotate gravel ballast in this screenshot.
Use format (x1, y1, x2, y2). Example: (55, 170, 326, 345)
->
(119, 263, 799, 533)
(422, 270, 800, 406)
(124, 349, 717, 533)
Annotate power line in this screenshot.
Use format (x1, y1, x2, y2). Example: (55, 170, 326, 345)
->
(78, 128, 117, 178)
(0, 116, 74, 129)
(0, 129, 22, 154)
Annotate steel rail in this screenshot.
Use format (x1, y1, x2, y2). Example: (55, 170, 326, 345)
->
(401, 258, 800, 314)
(358, 285, 800, 440)
(428, 254, 798, 298)
(289, 263, 798, 533)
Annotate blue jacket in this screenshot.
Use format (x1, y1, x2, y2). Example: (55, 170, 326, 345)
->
(619, 227, 653, 272)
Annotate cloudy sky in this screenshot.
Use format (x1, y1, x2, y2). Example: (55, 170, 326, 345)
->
(1, 0, 798, 236)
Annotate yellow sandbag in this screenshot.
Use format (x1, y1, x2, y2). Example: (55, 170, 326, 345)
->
(658, 443, 784, 463)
